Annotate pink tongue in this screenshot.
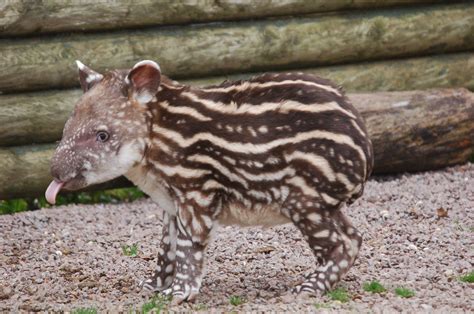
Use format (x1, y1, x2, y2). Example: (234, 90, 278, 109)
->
(45, 180, 65, 205)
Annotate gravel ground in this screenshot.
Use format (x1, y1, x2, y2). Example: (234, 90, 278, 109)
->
(0, 164, 473, 313)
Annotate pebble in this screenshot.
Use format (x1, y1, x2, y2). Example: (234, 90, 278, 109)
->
(444, 269, 454, 277)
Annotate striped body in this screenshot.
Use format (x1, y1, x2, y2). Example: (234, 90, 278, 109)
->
(50, 61, 373, 302)
(127, 73, 372, 233)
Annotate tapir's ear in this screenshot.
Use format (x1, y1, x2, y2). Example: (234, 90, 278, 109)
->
(125, 60, 161, 106)
(76, 60, 103, 93)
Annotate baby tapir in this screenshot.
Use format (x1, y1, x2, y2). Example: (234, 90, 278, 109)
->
(46, 60, 373, 303)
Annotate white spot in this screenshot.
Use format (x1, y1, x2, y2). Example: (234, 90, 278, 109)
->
(194, 251, 202, 260)
(313, 230, 330, 238)
(258, 126, 268, 133)
(339, 259, 349, 269)
(307, 213, 321, 223)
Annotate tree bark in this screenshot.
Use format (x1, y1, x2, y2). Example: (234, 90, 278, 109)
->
(1, 88, 472, 199)
(0, 0, 446, 37)
(1, 3, 473, 93)
(1, 52, 473, 147)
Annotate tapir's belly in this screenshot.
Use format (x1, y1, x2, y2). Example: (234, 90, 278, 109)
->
(217, 201, 291, 228)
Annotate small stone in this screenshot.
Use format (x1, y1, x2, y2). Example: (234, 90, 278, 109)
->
(421, 304, 432, 310)
(444, 269, 454, 277)
(0, 286, 13, 300)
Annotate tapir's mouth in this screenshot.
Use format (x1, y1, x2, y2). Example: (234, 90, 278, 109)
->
(45, 174, 86, 205)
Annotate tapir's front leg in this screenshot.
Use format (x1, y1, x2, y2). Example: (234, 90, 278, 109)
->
(166, 199, 215, 304)
(141, 212, 177, 291)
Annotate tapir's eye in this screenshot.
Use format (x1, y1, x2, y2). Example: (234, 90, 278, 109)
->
(96, 131, 109, 142)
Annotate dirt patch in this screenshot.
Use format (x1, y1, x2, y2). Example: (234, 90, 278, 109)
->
(0, 164, 472, 312)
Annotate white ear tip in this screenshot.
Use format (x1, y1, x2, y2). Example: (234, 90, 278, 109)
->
(75, 60, 85, 70)
(133, 60, 160, 71)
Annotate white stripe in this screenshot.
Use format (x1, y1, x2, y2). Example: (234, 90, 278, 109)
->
(202, 79, 342, 96)
(186, 191, 215, 207)
(152, 161, 210, 179)
(188, 154, 249, 188)
(285, 151, 355, 190)
(286, 176, 319, 197)
(182, 92, 352, 118)
(285, 151, 336, 181)
(201, 215, 214, 229)
(321, 192, 340, 206)
(151, 137, 173, 154)
(247, 189, 269, 201)
(351, 119, 366, 137)
(234, 167, 295, 182)
(177, 238, 193, 247)
(154, 125, 367, 176)
(158, 100, 212, 121)
(202, 179, 227, 191)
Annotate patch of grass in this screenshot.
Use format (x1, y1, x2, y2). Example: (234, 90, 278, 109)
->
(229, 295, 245, 306)
(459, 271, 474, 283)
(193, 303, 208, 311)
(326, 287, 350, 303)
(71, 308, 97, 314)
(363, 281, 386, 294)
(0, 199, 29, 214)
(141, 294, 171, 314)
(122, 243, 139, 257)
(314, 302, 332, 309)
(0, 187, 146, 215)
(394, 287, 415, 298)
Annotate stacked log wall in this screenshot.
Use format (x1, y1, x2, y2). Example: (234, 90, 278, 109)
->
(0, 1, 472, 199)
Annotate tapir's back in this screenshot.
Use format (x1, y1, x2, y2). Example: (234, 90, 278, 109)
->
(148, 72, 373, 209)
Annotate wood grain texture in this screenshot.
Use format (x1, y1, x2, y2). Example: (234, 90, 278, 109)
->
(1, 88, 472, 199)
(1, 52, 473, 147)
(0, 0, 445, 36)
(356, 89, 474, 173)
(1, 3, 473, 93)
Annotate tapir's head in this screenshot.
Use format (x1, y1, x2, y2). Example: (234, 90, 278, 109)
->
(46, 60, 162, 204)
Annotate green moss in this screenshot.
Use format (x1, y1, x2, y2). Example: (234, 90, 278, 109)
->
(368, 18, 386, 41)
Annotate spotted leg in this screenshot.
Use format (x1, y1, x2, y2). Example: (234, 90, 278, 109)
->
(290, 204, 362, 295)
(141, 211, 177, 291)
(164, 200, 215, 304)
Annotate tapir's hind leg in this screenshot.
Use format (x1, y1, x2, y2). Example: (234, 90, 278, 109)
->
(285, 197, 362, 294)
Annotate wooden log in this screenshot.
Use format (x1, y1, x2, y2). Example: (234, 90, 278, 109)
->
(357, 89, 474, 173)
(1, 52, 473, 147)
(1, 88, 472, 199)
(1, 3, 474, 93)
(0, 0, 446, 37)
